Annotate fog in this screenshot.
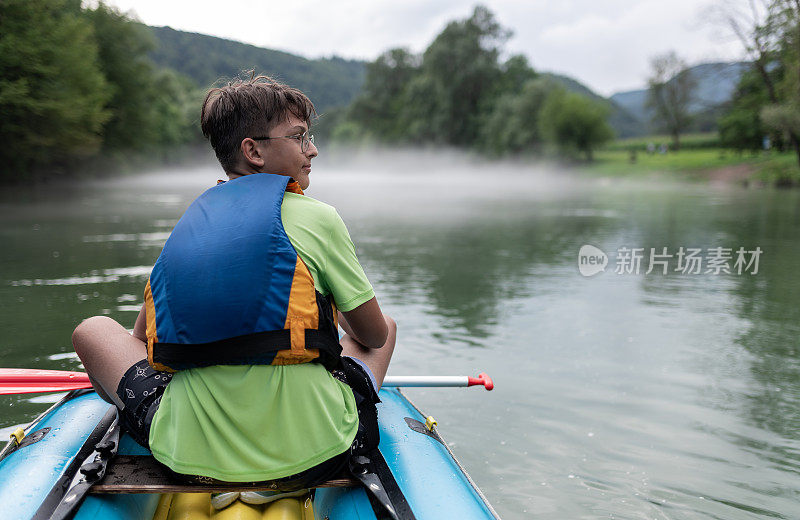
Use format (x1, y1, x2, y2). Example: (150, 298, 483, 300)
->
(100, 146, 691, 225)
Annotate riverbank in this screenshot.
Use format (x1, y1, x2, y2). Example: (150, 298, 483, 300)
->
(577, 146, 800, 187)
(4, 143, 212, 187)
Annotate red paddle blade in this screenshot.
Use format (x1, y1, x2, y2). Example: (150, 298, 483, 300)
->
(0, 368, 93, 395)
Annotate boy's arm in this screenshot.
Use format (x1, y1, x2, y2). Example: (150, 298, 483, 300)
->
(337, 310, 355, 337)
(339, 297, 388, 349)
(132, 304, 147, 342)
(322, 208, 387, 348)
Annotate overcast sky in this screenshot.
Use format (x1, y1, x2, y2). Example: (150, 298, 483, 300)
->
(105, 0, 745, 96)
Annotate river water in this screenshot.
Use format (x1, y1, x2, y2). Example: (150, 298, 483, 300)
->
(1, 150, 798, 519)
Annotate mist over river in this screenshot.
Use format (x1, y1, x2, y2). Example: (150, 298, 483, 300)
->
(1, 149, 799, 519)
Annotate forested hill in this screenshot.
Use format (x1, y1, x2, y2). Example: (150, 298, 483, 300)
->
(146, 25, 659, 136)
(147, 26, 366, 112)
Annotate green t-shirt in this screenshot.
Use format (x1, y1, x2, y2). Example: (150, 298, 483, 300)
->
(147, 192, 375, 481)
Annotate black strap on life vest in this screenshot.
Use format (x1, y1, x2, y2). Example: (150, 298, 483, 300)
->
(152, 290, 343, 371)
(152, 328, 342, 371)
(32, 405, 120, 520)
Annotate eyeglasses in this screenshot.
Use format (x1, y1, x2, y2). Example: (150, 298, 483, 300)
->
(251, 131, 315, 153)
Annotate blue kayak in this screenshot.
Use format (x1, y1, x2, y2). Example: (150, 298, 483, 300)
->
(0, 388, 499, 519)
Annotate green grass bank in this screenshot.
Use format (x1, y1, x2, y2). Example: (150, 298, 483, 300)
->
(578, 133, 800, 187)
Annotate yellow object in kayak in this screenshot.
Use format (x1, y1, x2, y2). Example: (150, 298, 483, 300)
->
(151, 492, 313, 520)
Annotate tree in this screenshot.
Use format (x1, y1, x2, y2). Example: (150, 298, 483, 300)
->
(711, 0, 800, 164)
(84, 3, 161, 151)
(480, 78, 553, 155)
(496, 54, 538, 95)
(710, 0, 779, 101)
(417, 5, 511, 146)
(646, 51, 697, 150)
(539, 89, 613, 161)
(395, 73, 448, 144)
(760, 0, 800, 163)
(0, 0, 110, 178)
(347, 48, 420, 141)
(338, 5, 514, 148)
(148, 69, 203, 149)
(719, 69, 774, 151)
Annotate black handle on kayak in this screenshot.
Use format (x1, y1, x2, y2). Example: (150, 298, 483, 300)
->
(31, 406, 120, 520)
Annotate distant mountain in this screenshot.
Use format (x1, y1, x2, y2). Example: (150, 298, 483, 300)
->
(609, 62, 749, 134)
(690, 62, 749, 108)
(610, 89, 648, 121)
(146, 26, 366, 113)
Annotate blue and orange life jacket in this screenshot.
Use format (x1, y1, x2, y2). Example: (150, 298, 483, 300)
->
(144, 173, 342, 373)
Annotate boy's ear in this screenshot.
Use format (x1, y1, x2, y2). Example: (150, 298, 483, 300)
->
(240, 138, 266, 169)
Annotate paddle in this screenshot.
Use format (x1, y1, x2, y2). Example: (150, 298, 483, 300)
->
(0, 368, 92, 395)
(0, 368, 493, 395)
(382, 373, 493, 390)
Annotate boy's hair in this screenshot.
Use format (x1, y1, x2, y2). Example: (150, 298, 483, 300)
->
(200, 73, 316, 172)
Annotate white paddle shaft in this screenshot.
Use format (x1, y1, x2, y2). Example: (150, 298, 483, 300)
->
(381, 373, 493, 390)
(382, 376, 469, 387)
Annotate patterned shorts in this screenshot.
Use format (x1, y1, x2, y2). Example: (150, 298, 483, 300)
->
(115, 359, 173, 449)
(115, 356, 380, 483)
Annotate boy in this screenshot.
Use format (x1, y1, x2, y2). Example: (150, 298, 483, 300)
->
(72, 75, 396, 500)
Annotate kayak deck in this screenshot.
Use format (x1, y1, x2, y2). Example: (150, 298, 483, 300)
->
(0, 388, 499, 520)
(92, 456, 356, 493)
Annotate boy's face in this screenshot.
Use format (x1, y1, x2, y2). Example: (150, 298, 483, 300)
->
(258, 112, 317, 189)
